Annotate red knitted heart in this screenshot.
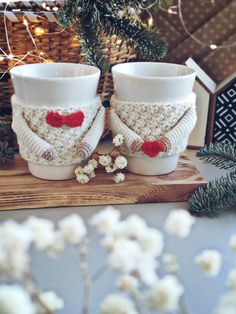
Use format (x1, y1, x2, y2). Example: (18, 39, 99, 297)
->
(140, 140, 164, 158)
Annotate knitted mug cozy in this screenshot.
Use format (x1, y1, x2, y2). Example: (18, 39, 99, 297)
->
(11, 95, 105, 165)
(110, 92, 197, 157)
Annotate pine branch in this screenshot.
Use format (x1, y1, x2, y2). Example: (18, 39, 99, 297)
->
(58, 0, 167, 72)
(99, 14, 167, 60)
(0, 141, 14, 164)
(0, 120, 11, 129)
(189, 171, 236, 216)
(197, 142, 236, 171)
(76, 18, 110, 71)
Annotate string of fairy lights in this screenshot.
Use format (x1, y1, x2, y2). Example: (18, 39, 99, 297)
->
(0, 0, 235, 79)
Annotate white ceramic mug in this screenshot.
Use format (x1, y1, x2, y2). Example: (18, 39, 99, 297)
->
(10, 63, 100, 180)
(112, 62, 196, 175)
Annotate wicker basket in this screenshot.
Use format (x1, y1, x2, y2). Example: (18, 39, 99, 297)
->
(0, 3, 136, 144)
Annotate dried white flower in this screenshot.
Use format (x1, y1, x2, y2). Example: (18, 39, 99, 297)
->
(88, 159, 98, 168)
(215, 291, 236, 314)
(38, 291, 64, 313)
(83, 164, 95, 174)
(99, 155, 112, 167)
(74, 166, 84, 175)
(105, 163, 117, 173)
(0, 284, 36, 314)
(124, 215, 147, 240)
(112, 134, 124, 147)
(100, 294, 138, 314)
(90, 206, 121, 234)
(45, 231, 65, 258)
(195, 250, 222, 277)
(149, 275, 184, 312)
(114, 156, 127, 169)
(89, 171, 96, 178)
(139, 228, 163, 257)
(117, 275, 139, 292)
(114, 172, 125, 183)
(59, 214, 87, 244)
(108, 238, 142, 273)
(136, 254, 158, 286)
(227, 269, 236, 290)
(164, 209, 195, 238)
(162, 253, 179, 273)
(76, 173, 90, 184)
(24, 217, 55, 251)
(230, 234, 236, 252)
(0, 221, 32, 278)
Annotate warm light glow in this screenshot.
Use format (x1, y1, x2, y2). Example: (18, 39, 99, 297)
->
(34, 27, 45, 36)
(52, 7, 59, 12)
(42, 1, 47, 9)
(0, 56, 4, 61)
(167, 6, 178, 14)
(23, 18, 28, 27)
(46, 6, 51, 11)
(39, 51, 45, 56)
(210, 44, 217, 50)
(116, 39, 122, 45)
(8, 53, 14, 59)
(148, 17, 153, 27)
(44, 59, 54, 63)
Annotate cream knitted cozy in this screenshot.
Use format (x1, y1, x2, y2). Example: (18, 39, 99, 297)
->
(110, 93, 197, 157)
(12, 95, 105, 165)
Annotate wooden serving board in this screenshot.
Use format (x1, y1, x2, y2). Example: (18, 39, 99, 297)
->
(0, 154, 206, 211)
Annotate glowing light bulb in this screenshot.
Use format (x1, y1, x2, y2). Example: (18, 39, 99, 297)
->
(44, 59, 54, 63)
(39, 51, 44, 56)
(8, 53, 14, 59)
(0, 56, 4, 61)
(148, 17, 153, 27)
(34, 27, 45, 36)
(210, 44, 217, 50)
(52, 6, 58, 12)
(167, 6, 178, 14)
(23, 18, 28, 27)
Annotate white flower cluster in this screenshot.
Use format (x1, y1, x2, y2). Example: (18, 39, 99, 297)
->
(164, 209, 195, 238)
(149, 275, 184, 312)
(92, 207, 188, 314)
(195, 250, 222, 277)
(75, 134, 127, 184)
(0, 214, 86, 313)
(75, 159, 98, 184)
(90, 207, 163, 286)
(100, 294, 137, 314)
(214, 234, 236, 314)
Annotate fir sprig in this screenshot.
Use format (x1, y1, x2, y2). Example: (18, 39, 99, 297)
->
(197, 142, 236, 171)
(0, 142, 14, 164)
(58, 0, 168, 72)
(189, 142, 236, 216)
(189, 171, 236, 216)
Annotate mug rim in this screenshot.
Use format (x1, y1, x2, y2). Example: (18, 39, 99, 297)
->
(10, 62, 100, 81)
(112, 62, 196, 80)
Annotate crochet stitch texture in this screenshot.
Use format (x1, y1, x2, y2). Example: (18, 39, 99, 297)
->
(110, 93, 197, 157)
(12, 95, 105, 165)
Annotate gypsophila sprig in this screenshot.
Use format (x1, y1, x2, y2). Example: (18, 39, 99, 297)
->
(1, 206, 234, 314)
(75, 134, 127, 184)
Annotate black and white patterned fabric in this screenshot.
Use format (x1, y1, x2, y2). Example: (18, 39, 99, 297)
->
(213, 79, 236, 144)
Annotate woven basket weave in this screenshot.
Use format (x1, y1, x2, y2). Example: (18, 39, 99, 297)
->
(0, 5, 136, 144)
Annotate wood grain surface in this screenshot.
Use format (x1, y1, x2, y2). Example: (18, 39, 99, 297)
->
(0, 154, 206, 211)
